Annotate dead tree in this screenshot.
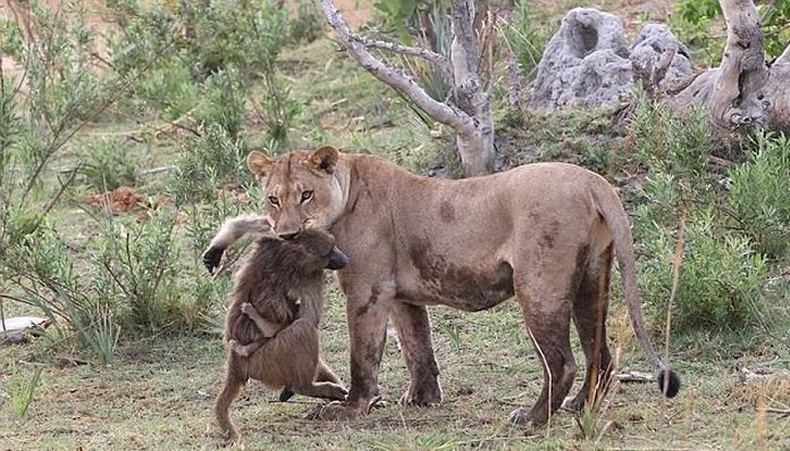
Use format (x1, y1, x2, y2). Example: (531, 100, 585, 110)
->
(314, 0, 494, 176)
(666, 0, 790, 137)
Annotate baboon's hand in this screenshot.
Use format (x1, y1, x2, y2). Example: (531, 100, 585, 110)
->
(202, 246, 224, 274)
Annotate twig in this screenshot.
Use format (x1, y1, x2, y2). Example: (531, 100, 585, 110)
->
(765, 407, 789, 417)
(664, 211, 685, 395)
(351, 35, 451, 78)
(526, 326, 551, 436)
(136, 165, 176, 177)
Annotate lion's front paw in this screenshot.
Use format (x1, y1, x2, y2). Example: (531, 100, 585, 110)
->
(561, 394, 584, 412)
(508, 407, 532, 426)
(400, 380, 442, 407)
(202, 246, 225, 274)
(508, 407, 547, 430)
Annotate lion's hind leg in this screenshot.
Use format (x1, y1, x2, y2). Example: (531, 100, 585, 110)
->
(564, 245, 615, 412)
(509, 275, 577, 427)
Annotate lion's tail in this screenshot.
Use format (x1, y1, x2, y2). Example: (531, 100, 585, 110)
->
(590, 181, 681, 399)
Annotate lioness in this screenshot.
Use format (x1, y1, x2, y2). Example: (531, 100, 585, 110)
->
(242, 145, 680, 426)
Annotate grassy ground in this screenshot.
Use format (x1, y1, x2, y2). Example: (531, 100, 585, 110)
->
(3, 290, 788, 450)
(2, 2, 790, 450)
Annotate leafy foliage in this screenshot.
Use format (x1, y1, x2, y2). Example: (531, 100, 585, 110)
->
(78, 137, 138, 192)
(727, 132, 790, 259)
(503, 0, 549, 82)
(628, 98, 774, 334)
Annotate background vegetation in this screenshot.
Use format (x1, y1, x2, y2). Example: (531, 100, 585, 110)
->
(1, 0, 788, 449)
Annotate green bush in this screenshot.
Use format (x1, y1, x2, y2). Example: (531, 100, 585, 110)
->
(287, 0, 325, 45)
(629, 100, 771, 334)
(194, 67, 248, 140)
(638, 208, 770, 333)
(727, 132, 790, 259)
(169, 123, 248, 205)
(78, 137, 138, 191)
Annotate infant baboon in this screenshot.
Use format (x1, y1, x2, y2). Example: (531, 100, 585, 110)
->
(203, 215, 348, 443)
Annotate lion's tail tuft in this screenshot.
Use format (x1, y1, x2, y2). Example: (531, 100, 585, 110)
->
(656, 369, 681, 398)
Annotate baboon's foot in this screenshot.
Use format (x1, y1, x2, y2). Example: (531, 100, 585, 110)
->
(216, 427, 239, 447)
(295, 382, 348, 401)
(227, 339, 251, 357)
(278, 388, 295, 402)
(240, 302, 254, 316)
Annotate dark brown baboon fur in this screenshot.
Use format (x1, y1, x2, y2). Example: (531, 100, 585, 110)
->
(205, 222, 347, 443)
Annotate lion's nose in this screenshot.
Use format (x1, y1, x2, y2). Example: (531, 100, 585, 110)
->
(279, 231, 300, 240)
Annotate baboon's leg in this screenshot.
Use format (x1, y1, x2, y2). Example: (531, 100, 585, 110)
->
(279, 358, 346, 402)
(240, 302, 283, 337)
(390, 300, 442, 406)
(509, 275, 577, 426)
(229, 338, 264, 357)
(565, 246, 614, 412)
(314, 358, 344, 385)
(290, 381, 348, 401)
(215, 364, 247, 443)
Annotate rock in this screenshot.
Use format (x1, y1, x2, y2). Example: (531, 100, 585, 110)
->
(630, 24, 694, 92)
(1, 316, 50, 344)
(529, 8, 695, 110)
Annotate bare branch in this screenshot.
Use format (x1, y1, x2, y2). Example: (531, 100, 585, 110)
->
(315, 0, 474, 132)
(351, 35, 449, 71)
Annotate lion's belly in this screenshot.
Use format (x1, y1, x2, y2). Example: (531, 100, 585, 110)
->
(395, 258, 515, 312)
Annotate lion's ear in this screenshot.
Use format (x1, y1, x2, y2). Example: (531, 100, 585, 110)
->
(247, 151, 274, 178)
(308, 145, 339, 174)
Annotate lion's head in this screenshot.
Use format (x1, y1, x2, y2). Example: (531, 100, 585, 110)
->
(247, 145, 346, 239)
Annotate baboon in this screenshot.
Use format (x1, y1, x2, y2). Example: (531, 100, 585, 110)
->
(203, 216, 348, 443)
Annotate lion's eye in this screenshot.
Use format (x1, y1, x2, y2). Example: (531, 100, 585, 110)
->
(268, 196, 280, 207)
(300, 190, 314, 203)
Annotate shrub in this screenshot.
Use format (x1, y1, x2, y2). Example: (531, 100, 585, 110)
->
(78, 137, 138, 191)
(287, 0, 325, 45)
(503, 0, 549, 82)
(629, 101, 771, 334)
(168, 123, 248, 205)
(92, 208, 183, 333)
(727, 132, 790, 259)
(638, 208, 770, 333)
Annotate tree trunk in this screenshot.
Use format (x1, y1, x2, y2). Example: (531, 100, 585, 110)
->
(449, 0, 494, 175)
(314, 0, 494, 176)
(666, 0, 786, 137)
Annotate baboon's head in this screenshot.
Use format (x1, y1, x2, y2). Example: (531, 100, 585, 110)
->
(285, 229, 348, 272)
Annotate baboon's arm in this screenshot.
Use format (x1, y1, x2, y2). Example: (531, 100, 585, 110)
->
(202, 215, 271, 273)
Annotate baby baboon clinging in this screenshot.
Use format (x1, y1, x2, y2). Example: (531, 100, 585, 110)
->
(203, 215, 348, 443)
